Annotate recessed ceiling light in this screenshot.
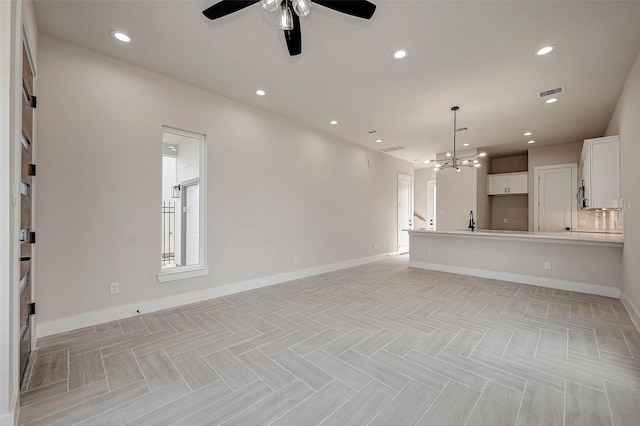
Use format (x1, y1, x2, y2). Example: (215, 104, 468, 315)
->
(463, 143, 470, 147)
(375, 139, 382, 143)
(424, 160, 431, 164)
(255, 89, 266, 96)
(330, 120, 338, 125)
(169, 146, 177, 151)
(392, 49, 409, 60)
(111, 31, 131, 43)
(524, 131, 532, 136)
(545, 98, 558, 104)
(528, 140, 536, 144)
(535, 45, 555, 56)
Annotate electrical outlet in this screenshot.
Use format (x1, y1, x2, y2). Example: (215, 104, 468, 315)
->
(110, 282, 120, 294)
(374, 243, 378, 251)
(503, 218, 508, 224)
(544, 262, 551, 270)
(427, 249, 432, 257)
(293, 256, 298, 264)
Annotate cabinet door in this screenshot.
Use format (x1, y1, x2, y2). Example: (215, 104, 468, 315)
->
(582, 149, 591, 208)
(488, 175, 508, 195)
(590, 141, 619, 208)
(507, 173, 528, 194)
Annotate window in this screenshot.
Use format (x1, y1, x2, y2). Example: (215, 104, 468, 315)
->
(158, 127, 208, 282)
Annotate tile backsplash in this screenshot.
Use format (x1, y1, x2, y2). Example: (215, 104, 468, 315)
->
(576, 209, 623, 233)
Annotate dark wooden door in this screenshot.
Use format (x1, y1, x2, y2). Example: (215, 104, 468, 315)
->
(19, 43, 36, 381)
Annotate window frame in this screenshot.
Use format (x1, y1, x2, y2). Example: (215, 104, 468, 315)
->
(157, 126, 209, 283)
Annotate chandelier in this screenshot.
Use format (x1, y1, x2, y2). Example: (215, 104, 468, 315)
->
(432, 106, 486, 172)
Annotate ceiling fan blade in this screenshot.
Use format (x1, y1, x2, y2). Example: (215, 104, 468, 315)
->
(313, 0, 376, 19)
(202, 0, 259, 20)
(284, 7, 302, 56)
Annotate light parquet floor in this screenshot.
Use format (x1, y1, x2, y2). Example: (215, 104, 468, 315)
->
(18, 256, 640, 425)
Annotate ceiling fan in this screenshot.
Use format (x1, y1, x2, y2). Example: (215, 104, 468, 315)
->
(202, 0, 376, 56)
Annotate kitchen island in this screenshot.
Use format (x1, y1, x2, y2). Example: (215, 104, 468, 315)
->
(408, 229, 623, 297)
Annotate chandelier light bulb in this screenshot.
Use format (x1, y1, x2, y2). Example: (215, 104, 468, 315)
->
(261, 0, 279, 13)
(462, 159, 469, 165)
(445, 152, 452, 158)
(456, 167, 461, 173)
(292, 0, 311, 17)
(276, 3, 294, 30)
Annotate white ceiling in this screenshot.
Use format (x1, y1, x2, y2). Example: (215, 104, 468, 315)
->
(33, 1, 640, 168)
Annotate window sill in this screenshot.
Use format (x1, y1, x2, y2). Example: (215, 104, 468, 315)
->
(157, 266, 210, 283)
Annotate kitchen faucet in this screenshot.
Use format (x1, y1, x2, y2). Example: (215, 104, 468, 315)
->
(468, 210, 476, 232)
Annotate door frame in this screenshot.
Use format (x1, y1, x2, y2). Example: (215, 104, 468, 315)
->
(397, 173, 413, 253)
(533, 163, 577, 232)
(180, 178, 200, 266)
(426, 179, 436, 230)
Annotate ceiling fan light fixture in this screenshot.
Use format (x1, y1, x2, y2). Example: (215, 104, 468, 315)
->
(276, 2, 294, 30)
(261, 0, 279, 13)
(292, 0, 312, 17)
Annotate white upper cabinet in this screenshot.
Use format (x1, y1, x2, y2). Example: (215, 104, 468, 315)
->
(488, 172, 528, 195)
(579, 135, 620, 209)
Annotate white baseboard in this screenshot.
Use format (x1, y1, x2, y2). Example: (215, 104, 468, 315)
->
(408, 260, 621, 299)
(0, 394, 17, 426)
(37, 252, 396, 338)
(620, 290, 640, 333)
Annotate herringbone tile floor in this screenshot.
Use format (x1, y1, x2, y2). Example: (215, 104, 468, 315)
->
(18, 256, 640, 425)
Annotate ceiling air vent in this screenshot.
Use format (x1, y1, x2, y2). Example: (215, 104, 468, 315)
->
(539, 86, 565, 98)
(379, 145, 407, 153)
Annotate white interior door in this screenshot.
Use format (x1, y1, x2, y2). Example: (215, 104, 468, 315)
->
(426, 179, 436, 230)
(535, 164, 576, 232)
(398, 174, 413, 253)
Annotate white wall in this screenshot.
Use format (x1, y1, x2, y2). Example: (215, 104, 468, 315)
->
(35, 34, 413, 334)
(436, 166, 478, 231)
(1, 1, 37, 423)
(606, 48, 640, 327)
(475, 158, 490, 230)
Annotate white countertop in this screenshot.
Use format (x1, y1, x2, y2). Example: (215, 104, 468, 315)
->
(407, 228, 623, 245)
